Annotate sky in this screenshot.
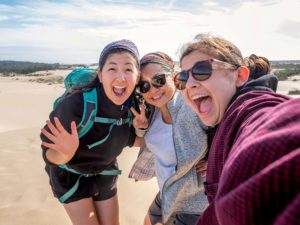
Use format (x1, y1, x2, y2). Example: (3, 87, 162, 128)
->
(0, 0, 300, 64)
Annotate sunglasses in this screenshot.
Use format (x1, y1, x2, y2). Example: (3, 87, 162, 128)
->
(138, 73, 169, 94)
(174, 58, 240, 90)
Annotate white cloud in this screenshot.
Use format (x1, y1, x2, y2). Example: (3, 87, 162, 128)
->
(0, 0, 299, 63)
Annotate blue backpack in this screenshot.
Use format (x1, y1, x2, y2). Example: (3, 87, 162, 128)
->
(54, 67, 133, 203)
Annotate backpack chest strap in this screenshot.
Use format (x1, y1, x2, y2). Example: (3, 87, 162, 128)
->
(77, 88, 133, 149)
(87, 113, 132, 149)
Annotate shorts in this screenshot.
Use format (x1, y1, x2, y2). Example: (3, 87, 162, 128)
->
(149, 192, 200, 225)
(45, 165, 118, 203)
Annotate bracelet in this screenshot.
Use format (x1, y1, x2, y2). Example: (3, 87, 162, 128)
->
(135, 128, 147, 137)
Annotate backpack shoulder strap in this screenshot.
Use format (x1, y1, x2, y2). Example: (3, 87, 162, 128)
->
(77, 87, 98, 138)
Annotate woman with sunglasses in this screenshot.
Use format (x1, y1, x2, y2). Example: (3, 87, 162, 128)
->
(129, 52, 208, 225)
(176, 33, 300, 225)
(40, 39, 140, 225)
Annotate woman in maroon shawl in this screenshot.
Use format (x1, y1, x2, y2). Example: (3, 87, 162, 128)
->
(174, 33, 300, 225)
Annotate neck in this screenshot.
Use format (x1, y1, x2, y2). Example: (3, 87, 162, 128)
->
(160, 104, 172, 124)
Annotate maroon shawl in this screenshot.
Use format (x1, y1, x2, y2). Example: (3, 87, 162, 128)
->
(198, 91, 300, 225)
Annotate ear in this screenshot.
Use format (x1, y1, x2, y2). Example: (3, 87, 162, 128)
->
(97, 67, 102, 83)
(235, 66, 249, 87)
(135, 71, 141, 85)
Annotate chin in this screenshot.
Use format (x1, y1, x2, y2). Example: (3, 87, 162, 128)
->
(112, 97, 127, 105)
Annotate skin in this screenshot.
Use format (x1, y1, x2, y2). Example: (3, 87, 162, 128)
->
(131, 63, 175, 127)
(41, 52, 140, 225)
(99, 52, 139, 105)
(180, 51, 249, 127)
(131, 63, 175, 225)
(140, 63, 175, 123)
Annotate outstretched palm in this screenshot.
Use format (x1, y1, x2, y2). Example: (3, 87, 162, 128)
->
(41, 117, 79, 162)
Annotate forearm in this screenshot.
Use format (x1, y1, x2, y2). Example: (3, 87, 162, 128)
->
(132, 136, 143, 147)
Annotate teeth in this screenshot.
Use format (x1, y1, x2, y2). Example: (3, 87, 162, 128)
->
(153, 94, 162, 100)
(192, 94, 207, 100)
(114, 85, 125, 89)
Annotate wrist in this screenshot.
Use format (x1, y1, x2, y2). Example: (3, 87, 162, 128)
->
(46, 149, 70, 165)
(135, 128, 147, 137)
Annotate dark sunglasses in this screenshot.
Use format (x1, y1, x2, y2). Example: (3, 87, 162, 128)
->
(174, 58, 240, 90)
(138, 74, 169, 94)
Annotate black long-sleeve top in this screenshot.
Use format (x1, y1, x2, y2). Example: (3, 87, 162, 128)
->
(40, 83, 136, 174)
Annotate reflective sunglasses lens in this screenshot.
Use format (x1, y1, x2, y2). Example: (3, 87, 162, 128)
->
(152, 74, 166, 88)
(192, 61, 212, 81)
(139, 81, 151, 93)
(174, 71, 188, 90)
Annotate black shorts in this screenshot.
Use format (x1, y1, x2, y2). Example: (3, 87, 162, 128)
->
(149, 192, 200, 225)
(45, 165, 118, 204)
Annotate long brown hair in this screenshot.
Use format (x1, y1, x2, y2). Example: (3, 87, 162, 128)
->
(179, 33, 245, 67)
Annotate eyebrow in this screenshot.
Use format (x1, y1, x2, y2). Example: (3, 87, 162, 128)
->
(107, 62, 134, 66)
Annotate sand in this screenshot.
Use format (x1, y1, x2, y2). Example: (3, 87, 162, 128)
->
(0, 75, 158, 225)
(0, 72, 299, 225)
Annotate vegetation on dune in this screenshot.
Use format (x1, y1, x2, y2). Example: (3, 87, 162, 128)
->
(0, 61, 90, 75)
(0, 61, 60, 75)
(271, 61, 300, 81)
(273, 68, 300, 81)
(288, 88, 300, 95)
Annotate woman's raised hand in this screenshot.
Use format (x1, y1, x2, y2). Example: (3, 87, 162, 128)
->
(130, 104, 148, 130)
(41, 117, 79, 164)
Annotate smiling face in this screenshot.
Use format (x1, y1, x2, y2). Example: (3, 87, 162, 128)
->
(140, 63, 175, 108)
(98, 52, 139, 105)
(180, 51, 246, 126)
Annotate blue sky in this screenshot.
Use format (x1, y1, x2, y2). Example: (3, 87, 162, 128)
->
(0, 0, 299, 64)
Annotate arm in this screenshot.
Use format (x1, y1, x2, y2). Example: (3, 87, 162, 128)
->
(130, 104, 148, 148)
(215, 147, 300, 225)
(132, 136, 143, 147)
(214, 99, 300, 225)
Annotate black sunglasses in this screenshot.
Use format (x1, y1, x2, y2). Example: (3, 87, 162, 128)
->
(138, 74, 169, 94)
(174, 58, 240, 90)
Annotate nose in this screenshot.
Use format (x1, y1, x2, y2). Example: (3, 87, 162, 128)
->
(115, 71, 126, 81)
(185, 71, 199, 90)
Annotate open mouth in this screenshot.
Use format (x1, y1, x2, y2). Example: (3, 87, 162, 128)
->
(192, 94, 211, 114)
(113, 85, 126, 97)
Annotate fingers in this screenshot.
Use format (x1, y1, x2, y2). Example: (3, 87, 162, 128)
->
(139, 104, 146, 117)
(130, 107, 139, 117)
(70, 121, 78, 138)
(41, 141, 56, 150)
(46, 119, 60, 136)
(54, 117, 66, 133)
(41, 128, 56, 143)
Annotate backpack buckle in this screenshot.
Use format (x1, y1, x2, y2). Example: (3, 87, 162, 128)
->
(116, 118, 124, 126)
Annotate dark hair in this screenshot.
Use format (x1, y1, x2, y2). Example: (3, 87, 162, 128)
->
(244, 54, 271, 79)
